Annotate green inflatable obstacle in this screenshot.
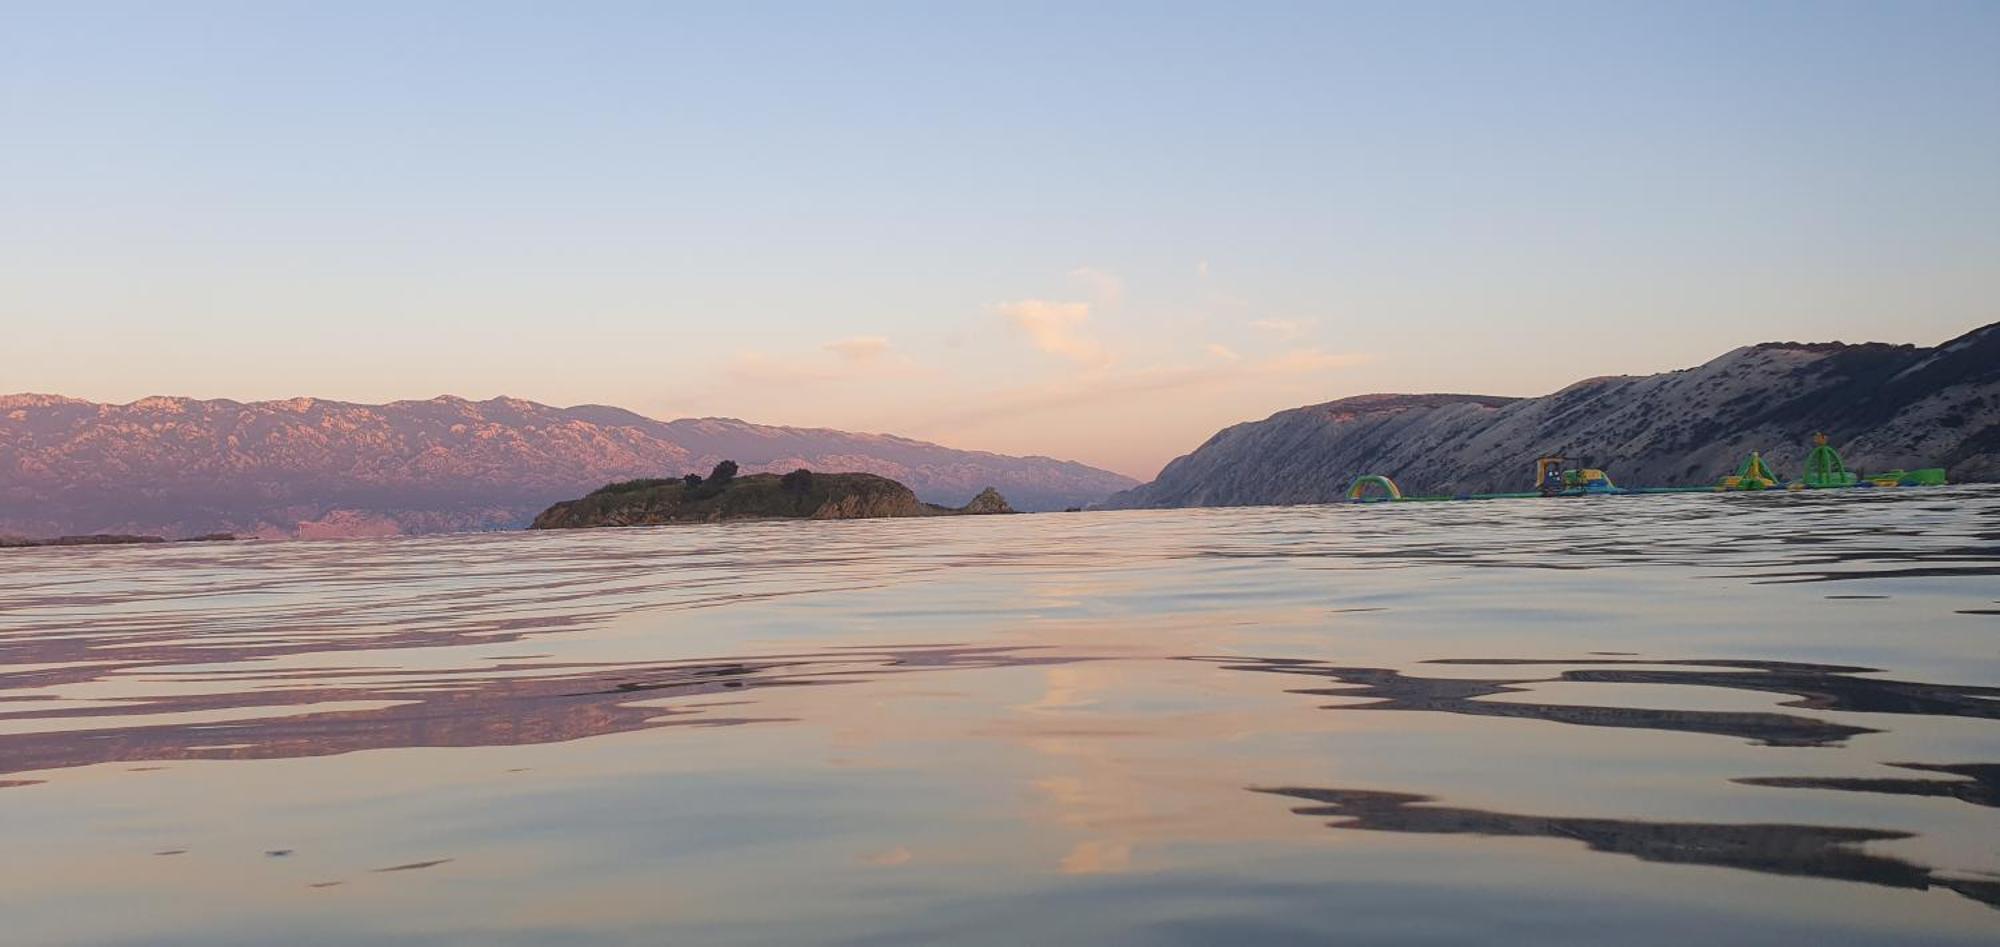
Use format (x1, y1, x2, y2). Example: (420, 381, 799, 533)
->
(1801, 433, 1857, 488)
(1340, 433, 1946, 506)
(1798, 432, 1947, 489)
(1869, 467, 1948, 488)
(1720, 451, 1783, 491)
(1346, 475, 1403, 501)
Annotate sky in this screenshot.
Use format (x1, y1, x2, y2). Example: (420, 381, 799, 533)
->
(4, 1, 1997, 479)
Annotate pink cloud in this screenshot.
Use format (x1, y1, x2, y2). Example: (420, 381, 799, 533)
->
(993, 300, 1112, 368)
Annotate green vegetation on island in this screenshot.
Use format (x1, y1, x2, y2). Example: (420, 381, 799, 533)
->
(529, 461, 1016, 529)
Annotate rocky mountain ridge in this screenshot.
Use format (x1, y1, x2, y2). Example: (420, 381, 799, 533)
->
(1102, 322, 2000, 509)
(0, 395, 1133, 538)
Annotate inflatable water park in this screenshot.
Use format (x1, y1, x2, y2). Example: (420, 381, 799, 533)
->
(1346, 434, 1948, 503)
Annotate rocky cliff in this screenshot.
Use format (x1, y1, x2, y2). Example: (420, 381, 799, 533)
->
(529, 473, 1014, 529)
(0, 395, 1131, 538)
(1103, 322, 2000, 508)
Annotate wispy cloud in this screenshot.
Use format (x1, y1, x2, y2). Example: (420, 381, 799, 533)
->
(915, 365, 1224, 430)
(1205, 343, 1241, 361)
(726, 351, 841, 384)
(1250, 318, 1316, 340)
(729, 337, 921, 384)
(1067, 267, 1125, 309)
(824, 335, 891, 363)
(1264, 347, 1371, 373)
(914, 346, 1372, 433)
(993, 299, 1112, 368)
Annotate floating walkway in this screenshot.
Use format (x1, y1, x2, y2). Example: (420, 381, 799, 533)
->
(1346, 435, 1946, 504)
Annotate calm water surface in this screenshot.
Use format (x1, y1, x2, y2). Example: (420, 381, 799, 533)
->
(4, 488, 1998, 945)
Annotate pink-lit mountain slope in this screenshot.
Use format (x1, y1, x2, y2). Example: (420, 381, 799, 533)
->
(0, 395, 1136, 539)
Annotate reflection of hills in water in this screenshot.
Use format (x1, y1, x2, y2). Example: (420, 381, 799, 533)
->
(0, 644, 1089, 781)
(1737, 762, 2000, 809)
(12, 645, 1997, 792)
(1258, 785, 2000, 910)
(1228, 653, 2000, 909)
(1174, 488, 2000, 585)
(1201, 655, 2000, 747)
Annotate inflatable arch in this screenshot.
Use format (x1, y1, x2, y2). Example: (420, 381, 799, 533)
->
(1346, 475, 1403, 501)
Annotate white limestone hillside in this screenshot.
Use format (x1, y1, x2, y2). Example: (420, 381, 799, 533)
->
(1103, 322, 1999, 508)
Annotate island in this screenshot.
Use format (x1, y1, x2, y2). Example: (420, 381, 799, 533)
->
(0, 533, 237, 549)
(528, 463, 1016, 529)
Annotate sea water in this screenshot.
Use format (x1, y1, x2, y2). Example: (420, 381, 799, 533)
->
(2, 487, 1997, 945)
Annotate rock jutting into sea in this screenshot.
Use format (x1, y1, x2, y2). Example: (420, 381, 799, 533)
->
(529, 468, 1016, 529)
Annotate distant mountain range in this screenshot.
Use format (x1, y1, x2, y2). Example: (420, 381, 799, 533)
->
(1103, 321, 1999, 509)
(0, 395, 1137, 539)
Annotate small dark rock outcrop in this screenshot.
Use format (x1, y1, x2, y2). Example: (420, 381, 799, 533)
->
(959, 487, 1016, 515)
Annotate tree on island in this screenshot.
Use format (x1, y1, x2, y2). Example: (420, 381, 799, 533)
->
(780, 468, 813, 495)
(677, 460, 739, 499)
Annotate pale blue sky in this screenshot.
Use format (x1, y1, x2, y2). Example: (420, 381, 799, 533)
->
(4, 1, 1997, 476)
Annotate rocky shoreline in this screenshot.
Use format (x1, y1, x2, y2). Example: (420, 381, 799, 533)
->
(0, 533, 237, 549)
